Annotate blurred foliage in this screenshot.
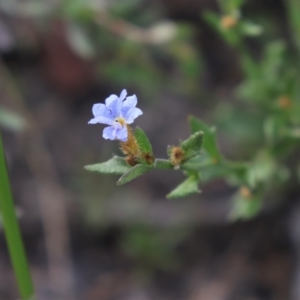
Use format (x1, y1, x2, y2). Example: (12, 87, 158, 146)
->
(199, 0, 300, 218)
(86, 0, 300, 220)
(58, 0, 202, 97)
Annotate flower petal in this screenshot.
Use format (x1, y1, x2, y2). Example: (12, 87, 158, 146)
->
(88, 116, 113, 125)
(105, 94, 119, 107)
(102, 126, 118, 140)
(123, 107, 143, 124)
(92, 103, 106, 117)
(116, 126, 128, 142)
(119, 89, 127, 101)
(105, 95, 122, 117)
(122, 94, 137, 107)
(90, 103, 114, 124)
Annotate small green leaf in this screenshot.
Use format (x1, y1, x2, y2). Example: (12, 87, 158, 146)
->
(180, 131, 204, 160)
(246, 152, 276, 189)
(231, 0, 246, 9)
(117, 164, 153, 185)
(263, 116, 286, 144)
(199, 163, 231, 183)
(189, 116, 222, 161)
(181, 154, 211, 171)
(167, 176, 200, 199)
(202, 10, 220, 31)
(240, 21, 263, 36)
(154, 159, 173, 169)
(62, 0, 96, 21)
(230, 192, 262, 220)
(226, 161, 249, 185)
(85, 156, 131, 175)
(134, 127, 153, 154)
(287, 0, 300, 52)
(220, 0, 245, 13)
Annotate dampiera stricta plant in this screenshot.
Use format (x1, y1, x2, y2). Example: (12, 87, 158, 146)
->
(85, 89, 204, 199)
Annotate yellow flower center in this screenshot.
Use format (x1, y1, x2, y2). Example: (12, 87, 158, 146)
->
(115, 117, 126, 126)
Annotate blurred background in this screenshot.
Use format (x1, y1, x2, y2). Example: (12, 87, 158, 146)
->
(0, 0, 300, 299)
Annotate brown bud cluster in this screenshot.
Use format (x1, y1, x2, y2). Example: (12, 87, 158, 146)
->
(239, 186, 251, 199)
(220, 16, 237, 30)
(277, 95, 291, 109)
(170, 146, 185, 166)
(119, 127, 140, 156)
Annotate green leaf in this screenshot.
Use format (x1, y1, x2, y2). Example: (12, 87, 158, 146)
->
(199, 163, 231, 183)
(246, 152, 276, 189)
(167, 176, 200, 199)
(219, 0, 245, 13)
(226, 161, 249, 185)
(0, 132, 35, 298)
(287, 0, 300, 52)
(240, 21, 263, 36)
(230, 192, 262, 220)
(263, 116, 286, 144)
(203, 10, 240, 46)
(154, 159, 173, 169)
(134, 127, 153, 155)
(181, 154, 212, 171)
(231, 0, 246, 9)
(180, 131, 204, 160)
(62, 0, 97, 21)
(117, 164, 153, 185)
(202, 10, 220, 31)
(189, 116, 222, 161)
(262, 41, 286, 86)
(85, 156, 131, 175)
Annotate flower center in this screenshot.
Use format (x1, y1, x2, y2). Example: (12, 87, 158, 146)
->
(115, 117, 126, 126)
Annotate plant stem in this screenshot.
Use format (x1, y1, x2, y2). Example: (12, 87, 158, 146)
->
(0, 131, 35, 300)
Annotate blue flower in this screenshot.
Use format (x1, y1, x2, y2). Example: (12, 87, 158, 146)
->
(88, 89, 143, 142)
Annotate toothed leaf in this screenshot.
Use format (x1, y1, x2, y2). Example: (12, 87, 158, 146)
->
(154, 159, 173, 169)
(180, 131, 204, 160)
(117, 164, 153, 185)
(167, 176, 200, 199)
(85, 156, 130, 175)
(189, 116, 222, 161)
(134, 126, 153, 154)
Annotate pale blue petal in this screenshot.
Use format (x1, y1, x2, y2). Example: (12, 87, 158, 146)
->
(105, 94, 119, 107)
(122, 95, 137, 107)
(106, 95, 122, 117)
(102, 126, 118, 140)
(91, 103, 114, 123)
(116, 126, 128, 142)
(123, 107, 143, 124)
(92, 103, 106, 117)
(119, 89, 127, 101)
(88, 116, 113, 125)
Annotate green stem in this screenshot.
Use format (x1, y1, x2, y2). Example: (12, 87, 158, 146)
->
(0, 131, 35, 300)
(287, 0, 300, 56)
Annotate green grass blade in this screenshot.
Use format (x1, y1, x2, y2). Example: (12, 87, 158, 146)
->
(0, 131, 35, 300)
